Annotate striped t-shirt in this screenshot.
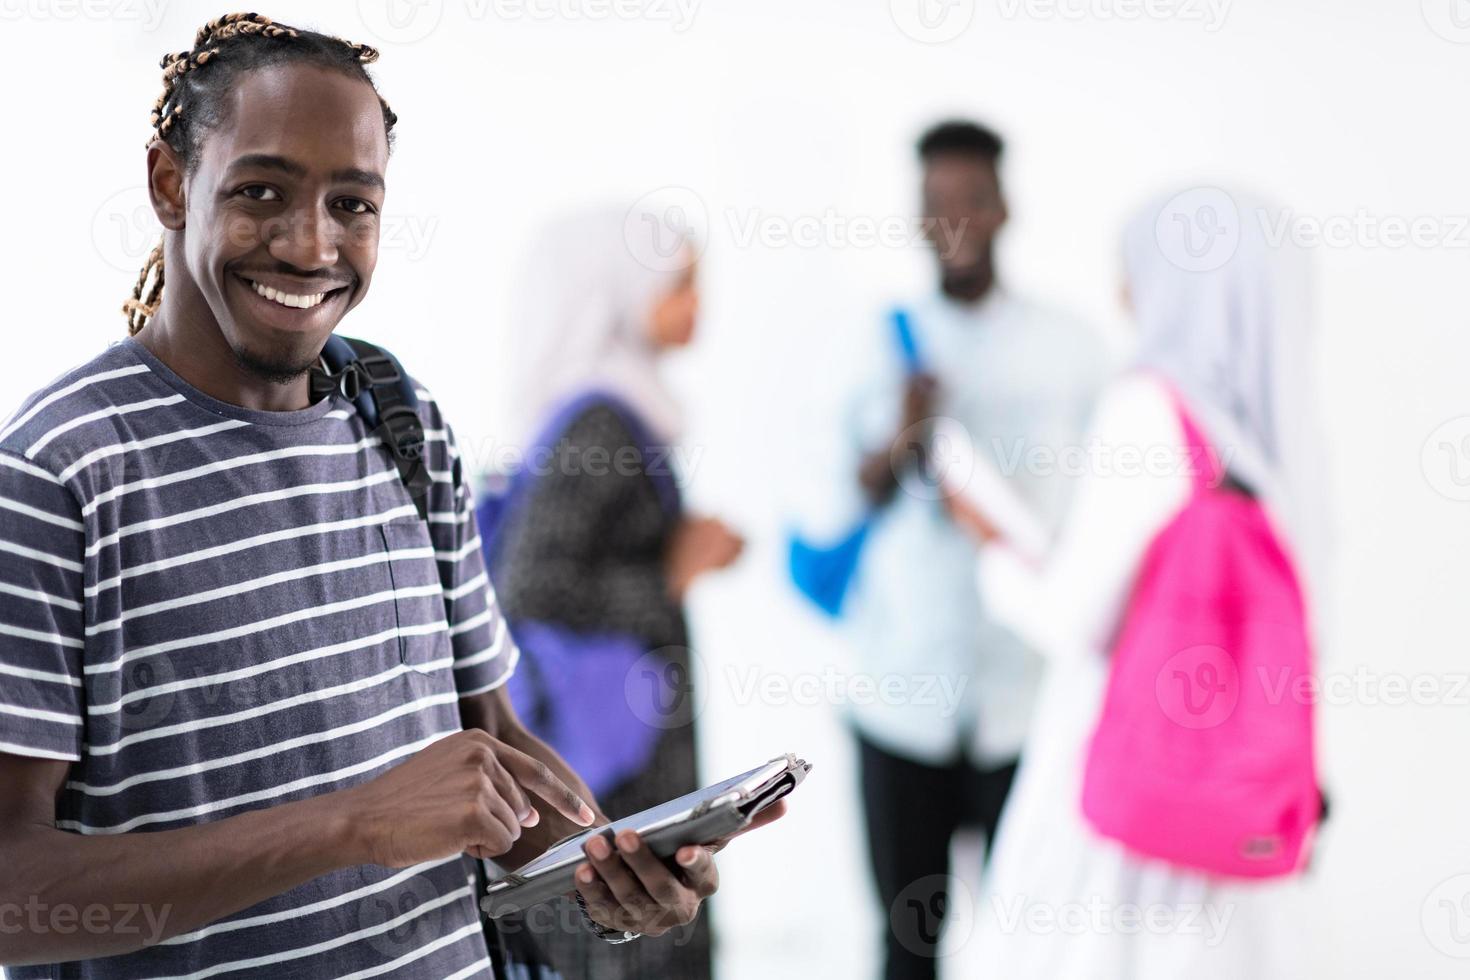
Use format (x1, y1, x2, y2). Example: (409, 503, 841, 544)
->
(0, 337, 517, 979)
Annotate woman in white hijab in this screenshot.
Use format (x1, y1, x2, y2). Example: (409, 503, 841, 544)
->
(488, 207, 743, 980)
(950, 189, 1328, 978)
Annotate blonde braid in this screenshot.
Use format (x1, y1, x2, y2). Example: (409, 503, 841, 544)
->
(123, 241, 165, 336)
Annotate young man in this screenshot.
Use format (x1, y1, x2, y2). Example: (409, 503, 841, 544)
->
(0, 14, 776, 978)
(842, 121, 1109, 980)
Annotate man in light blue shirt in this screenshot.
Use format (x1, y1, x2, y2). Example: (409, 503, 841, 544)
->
(841, 120, 1108, 980)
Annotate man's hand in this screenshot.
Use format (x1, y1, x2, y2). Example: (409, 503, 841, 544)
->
(859, 373, 940, 507)
(343, 729, 595, 868)
(574, 801, 787, 936)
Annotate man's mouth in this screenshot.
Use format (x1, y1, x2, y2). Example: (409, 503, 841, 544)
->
(236, 274, 351, 312)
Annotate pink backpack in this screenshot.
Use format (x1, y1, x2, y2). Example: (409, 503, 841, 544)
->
(1080, 386, 1321, 879)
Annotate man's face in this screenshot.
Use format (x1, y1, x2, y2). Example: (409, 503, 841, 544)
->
(921, 153, 1006, 281)
(181, 63, 389, 382)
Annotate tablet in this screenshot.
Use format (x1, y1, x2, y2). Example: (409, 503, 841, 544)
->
(481, 753, 811, 918)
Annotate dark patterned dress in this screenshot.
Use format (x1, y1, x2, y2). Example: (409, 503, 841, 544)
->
(491, 400, 710, 980)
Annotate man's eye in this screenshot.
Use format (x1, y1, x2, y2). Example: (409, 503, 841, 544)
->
(337, 198, 377, 216)
(239, 185, 281, 202)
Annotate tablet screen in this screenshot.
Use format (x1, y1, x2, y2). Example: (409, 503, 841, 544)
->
(507, 760, 782, 878)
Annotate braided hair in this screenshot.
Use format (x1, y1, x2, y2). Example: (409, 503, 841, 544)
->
(125, 13, 398, 335)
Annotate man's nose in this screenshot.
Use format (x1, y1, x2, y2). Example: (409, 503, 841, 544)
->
(269, 204, 340, 271)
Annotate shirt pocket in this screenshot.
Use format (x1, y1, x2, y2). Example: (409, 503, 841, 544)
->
(378, 518, 453, 675)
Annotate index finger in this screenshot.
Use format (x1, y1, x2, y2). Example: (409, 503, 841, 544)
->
(496, 744, 596, 827)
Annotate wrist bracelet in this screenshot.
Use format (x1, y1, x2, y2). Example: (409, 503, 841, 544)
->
(575, 892, 640, 945)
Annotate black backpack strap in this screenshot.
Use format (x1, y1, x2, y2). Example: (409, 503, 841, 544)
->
(312, 335, 432, 521)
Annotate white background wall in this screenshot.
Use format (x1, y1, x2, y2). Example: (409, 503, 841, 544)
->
(3, 1, 1469, 977)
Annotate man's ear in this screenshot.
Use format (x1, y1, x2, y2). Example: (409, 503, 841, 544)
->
(146, 140, 187, 231)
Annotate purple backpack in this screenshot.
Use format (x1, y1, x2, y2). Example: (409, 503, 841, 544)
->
(1081, 386, 1321, 878)
(477, 392, 681, 800)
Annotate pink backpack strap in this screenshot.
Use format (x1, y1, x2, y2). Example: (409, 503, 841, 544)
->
(1151, 375, 1222, 493)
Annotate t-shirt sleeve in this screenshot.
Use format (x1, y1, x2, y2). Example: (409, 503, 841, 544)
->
(0, 451, 86, 761)
(421, 406, 519, 698)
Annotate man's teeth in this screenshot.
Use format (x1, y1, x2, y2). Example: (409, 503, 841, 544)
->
(249, 280, 331, 310)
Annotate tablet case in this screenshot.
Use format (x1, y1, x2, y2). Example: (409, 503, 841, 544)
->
(481, 754, 812, 918)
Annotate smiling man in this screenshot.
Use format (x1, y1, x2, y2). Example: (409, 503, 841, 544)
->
(0, 13, 769, 979)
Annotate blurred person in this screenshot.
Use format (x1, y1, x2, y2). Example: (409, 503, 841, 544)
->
(0, 16, 779, 980)
(835, 120, 1109, 980)
(951, 189, 1328, 978)
(483, 209, 742, 980)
